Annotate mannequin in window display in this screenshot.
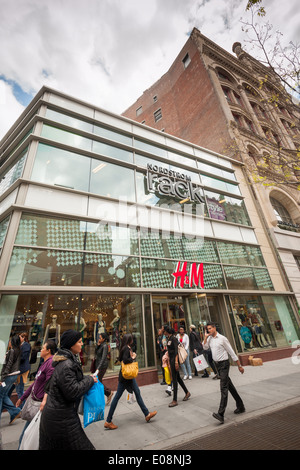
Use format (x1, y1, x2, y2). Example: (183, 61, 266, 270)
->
(233, 309, 253, 351)
(94, 314, 106, 344)
(29, 312, 43, 343)
(43, 315, 61, 347)
(110, 309, 120, 365)
(75, 315, 87, 335)
(249, 308, 271, 347)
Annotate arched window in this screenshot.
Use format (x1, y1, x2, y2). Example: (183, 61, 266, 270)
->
(270, 197, 294, 225)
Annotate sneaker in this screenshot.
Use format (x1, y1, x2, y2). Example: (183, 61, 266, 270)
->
(106, 391, 114, 406)
(104, 421, 118, 430)
(188, 376, 192, 380)
(183, 375, 187, 380)
(145, 411, 157, 422)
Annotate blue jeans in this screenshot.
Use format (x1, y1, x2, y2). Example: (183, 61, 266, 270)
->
(106, 379, 149, 423)
(0, 375, 21, 422)
(180, 355, 192, 377)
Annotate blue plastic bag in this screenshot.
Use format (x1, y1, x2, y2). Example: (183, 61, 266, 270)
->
(83, 379, 105, 428)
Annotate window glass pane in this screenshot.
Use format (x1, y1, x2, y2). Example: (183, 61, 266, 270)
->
(83, 254, 140, 287)
(31, 143, 90, 192)
(90, 158, 135, 201)
(201, 174, 241, 195)
(140, 230, 184, 259)
(167, 151, 197, 168)
(197, 161, 236, 181)
(183, 239, 220, 263)
(261, 295, 300, 347)
(134, 139, 168, 158)
(253, 268, 274, 290)
(45, 108, 93, 133)
(0, 151, 27, 197)
(246, 245, 266, 267)
(16, 214, 88, 250)
(203, 264, 226, 289)
(135, 154, 200, 183)
(218, 242, 249, 265)
(0, 216, 10, 248)
(205, 190, 251, 226)
(224, 266, 264, 290)
(5, 247, 83, 286)
(94, 124, 132, 147)
(41, 124, 92, 152)
(92, 140, 133, 163)
(141, 258, 176, 288)
(85, 223, 139, 255)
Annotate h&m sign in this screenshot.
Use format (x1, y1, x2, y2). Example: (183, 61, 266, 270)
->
(172, 261, 204, 288)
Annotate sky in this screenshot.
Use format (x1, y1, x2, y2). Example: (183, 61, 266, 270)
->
(0, 0, 299, 140)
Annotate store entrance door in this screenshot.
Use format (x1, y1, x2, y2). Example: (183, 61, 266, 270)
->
(152, 296, 187, 336)
(152, 294, 226, 343)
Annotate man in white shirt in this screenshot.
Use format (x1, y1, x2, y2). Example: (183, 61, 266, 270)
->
(203, 322, 245, 424)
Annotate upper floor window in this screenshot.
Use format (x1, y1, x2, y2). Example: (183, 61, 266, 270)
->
(136, 106, 143, 117)
(270, 197, 294, 225)
(182, 53, 191, 69)
(154, 108, 162, 122)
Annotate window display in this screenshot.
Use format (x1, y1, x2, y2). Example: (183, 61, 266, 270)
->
(0, 294, 147, 375)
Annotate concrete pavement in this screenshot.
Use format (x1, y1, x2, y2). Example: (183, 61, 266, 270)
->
(1, 356, 300, 451)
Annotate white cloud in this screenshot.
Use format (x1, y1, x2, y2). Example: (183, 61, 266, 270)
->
(0, 0, 299, 140)
(0, 81, 25, 139)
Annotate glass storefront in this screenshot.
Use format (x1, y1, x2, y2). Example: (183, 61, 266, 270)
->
(1, 94, 300, 385)
(0, 293, 153, 376)
(227, 294, 300, 353)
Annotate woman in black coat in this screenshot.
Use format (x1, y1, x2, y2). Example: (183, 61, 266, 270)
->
(39, 330, 97, 450)
(164, 325, 191, 407)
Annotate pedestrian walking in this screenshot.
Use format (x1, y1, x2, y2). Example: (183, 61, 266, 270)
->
(203, 322, 245, 424)
(39, 330, 97, 450)
(95, 332, 113, 405)
(177, 326, 192, 380)
(16, 332, 31, 403)
(189, 325, 209, 377)
(164, 325, 191, 407)
(16, 340, 56, 449)
(0, 335, 22, 425)
(104, 333, 157, 429)
(157, 328, 167, 385)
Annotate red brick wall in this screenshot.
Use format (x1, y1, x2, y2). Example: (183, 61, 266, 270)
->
(123, 37, 230, 155)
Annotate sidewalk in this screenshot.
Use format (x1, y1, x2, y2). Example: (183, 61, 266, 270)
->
(1, 356, 300, 450)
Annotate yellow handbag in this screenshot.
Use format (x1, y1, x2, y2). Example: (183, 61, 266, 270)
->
(121, 361, 139, 380)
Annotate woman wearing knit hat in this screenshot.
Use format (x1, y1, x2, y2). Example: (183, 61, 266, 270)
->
(39, 329, 97, 450)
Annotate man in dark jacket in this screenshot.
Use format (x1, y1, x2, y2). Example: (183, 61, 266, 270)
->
(39, 330, 97, 450)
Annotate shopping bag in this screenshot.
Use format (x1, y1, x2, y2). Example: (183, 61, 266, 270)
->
(19, 410, 41, 450)
(164, 366, 171, 385)
(83, 379, 105, 428)
(193, 354, 209, 371)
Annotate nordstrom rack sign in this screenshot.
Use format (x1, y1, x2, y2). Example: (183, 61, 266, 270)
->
(146, 163, 205, 204)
